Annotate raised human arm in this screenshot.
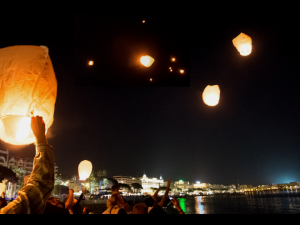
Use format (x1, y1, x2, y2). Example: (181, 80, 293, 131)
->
(65, 189, 74, 211)
(0, 116, 54, 214)
(152, 185, 161, 202)
(157, 179, 171, 207)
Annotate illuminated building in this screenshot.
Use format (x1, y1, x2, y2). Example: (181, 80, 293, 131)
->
(113, 175, 142, 186)
(175, 180, 191, 191)
(140, 173, 164, 194)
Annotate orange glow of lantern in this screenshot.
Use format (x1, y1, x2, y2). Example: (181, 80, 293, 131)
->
(232, 33, 252, 56)
(78, 160, 93, 181)
(171, 58, 176, 62)
(180, 70, 184, 74)
(150, 78, 153, 82)
(88, 61, 94, 66)
(0, 45, 57, 145)
(142, 20, 145, 23)
(202, 85, 220, 106)
(140, 55, 155, 67)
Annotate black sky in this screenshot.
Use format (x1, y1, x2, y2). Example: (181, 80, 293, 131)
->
(0, 12, 299, 187)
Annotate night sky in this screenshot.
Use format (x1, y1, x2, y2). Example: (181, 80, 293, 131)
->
(0, 13, 299, 187)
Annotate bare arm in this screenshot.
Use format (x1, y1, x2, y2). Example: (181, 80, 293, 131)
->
(65, 189, 74, 210)
(171, 197, 185, 214)
(158, 179, 171, 207)
(152, 185, 161, 202)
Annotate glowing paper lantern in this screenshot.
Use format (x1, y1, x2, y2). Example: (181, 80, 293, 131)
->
(150, 78, 153, 82)
(78, 160, 93, 181)
(142, 20, 145, 23)
(180, 70, 184, 74)
(232, 33, 252, 56)
(88, 61, 94, 66)
(140, 55, 155, 67)
(171, 58, 176, 62)
(0, 45, 57, 145)
(202, 85, 220, 106)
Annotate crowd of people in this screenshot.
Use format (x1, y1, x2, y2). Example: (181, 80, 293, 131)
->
(0, 116, 185, 214)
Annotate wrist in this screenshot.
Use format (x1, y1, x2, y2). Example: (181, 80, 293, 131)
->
(35, 136, 47, 144)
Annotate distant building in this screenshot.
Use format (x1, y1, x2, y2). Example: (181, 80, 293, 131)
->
(140, 173, 164, 194)
(175, 180, 191, 191)
(113, 175, 142, 186)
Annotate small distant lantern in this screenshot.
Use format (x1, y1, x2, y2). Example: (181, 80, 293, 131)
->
(142, 20, 145, 23)
(169, 67, 172, 70)
(171, 58, 176, 62)
(0, 45, 57, 145)
(232, 32, 252, 56)
(140, 55, 155, 67)
(78, 160, 93, 181)
(202, 85, 220, 106)
(88, 61, 94, 66)
(150, 78, 153, 82)
(180, 70, 184, 74)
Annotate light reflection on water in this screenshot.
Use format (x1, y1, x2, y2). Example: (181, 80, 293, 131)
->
(166, 190, 300, 214)
(195, 196, 205, 214)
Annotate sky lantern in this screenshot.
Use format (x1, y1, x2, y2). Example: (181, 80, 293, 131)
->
(142, 20, 145, 23)
(232, 33, 252, 56)
(180, 70, 184, 74)
(0, 45, 57, 145)
(140, 55, 155, 67)
(171, 58, 176, 62)
(150, 78, 153, 82)
(88, 61, 94, 66)
(78, 160, 93, 181)
(202, 85, 220, 106)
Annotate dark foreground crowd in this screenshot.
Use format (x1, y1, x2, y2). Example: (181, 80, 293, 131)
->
(0, 116, 184, 214)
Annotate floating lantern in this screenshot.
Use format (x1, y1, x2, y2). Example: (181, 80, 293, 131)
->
(140, 55, 155, 67)
(150, 78, 153, 82)
(232, 33, 252, 56)
(180, 70, 184, 74)
(88, 61, 94, 66)
(78, 160, 93, 181)
(171, 58, 176, 62)
(0, 45, 57, 145)
(142, 20, 145, 23)
(202, 85, 220, 106)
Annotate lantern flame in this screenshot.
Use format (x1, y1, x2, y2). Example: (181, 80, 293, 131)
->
(202, 85, 220, 106)
(140, 56, 155, 67)
(15, 117, 32, 142)
(78, 160, 93, 181)
(232, 33, 252, 56)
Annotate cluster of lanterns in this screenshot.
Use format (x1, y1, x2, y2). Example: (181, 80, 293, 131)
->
(0, 30, 252, 145)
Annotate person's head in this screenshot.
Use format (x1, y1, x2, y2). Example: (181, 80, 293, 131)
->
(149, 205, 167, 214)
(83, 206, 91, 214)
(56, 201, 65, 209)
(132, 202, 148, 214)
(111, 184, 120, 193)
(145, 197, 154, 207)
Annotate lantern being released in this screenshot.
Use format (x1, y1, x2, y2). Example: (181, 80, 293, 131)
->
(78, 160, 93, 181)
(140, 55, 155, 67)
(0, 45, 57, 145)
(202, 85, 220, 106)
(232, 33, 252, 56)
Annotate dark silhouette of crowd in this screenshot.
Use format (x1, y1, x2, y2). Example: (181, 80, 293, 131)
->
(0, 116, 185, 214)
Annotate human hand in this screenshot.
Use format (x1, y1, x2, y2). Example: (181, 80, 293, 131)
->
(1, 192, 5, 198)
(31, 116, 47, 144)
